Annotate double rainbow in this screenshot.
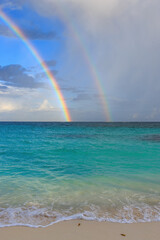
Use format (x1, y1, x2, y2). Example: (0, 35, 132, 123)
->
(0, 9, 71, 122)
(57, 7, 112, 122)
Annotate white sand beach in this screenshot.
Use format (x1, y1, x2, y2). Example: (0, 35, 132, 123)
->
(0, 220, 159, 240)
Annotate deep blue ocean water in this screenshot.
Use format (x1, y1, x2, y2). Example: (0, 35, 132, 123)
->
(0, 122, 160, 227)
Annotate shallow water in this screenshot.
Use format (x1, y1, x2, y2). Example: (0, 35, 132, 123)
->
(0, 122, 160, 227)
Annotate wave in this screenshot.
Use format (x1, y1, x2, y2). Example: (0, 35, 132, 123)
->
(0, 204, 160, 228)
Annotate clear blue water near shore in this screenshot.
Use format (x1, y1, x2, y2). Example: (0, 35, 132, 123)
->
(0, 122, 160, 227)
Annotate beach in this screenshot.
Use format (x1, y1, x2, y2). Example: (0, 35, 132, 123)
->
(0, 220, 160, 240)
(1, 0, 160, 236)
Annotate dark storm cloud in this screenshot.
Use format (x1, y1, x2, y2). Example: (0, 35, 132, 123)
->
(0, 64, 45, 88)
(0, 23, 56, 40)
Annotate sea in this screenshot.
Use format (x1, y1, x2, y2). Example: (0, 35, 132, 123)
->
(0, 122, 159, 227)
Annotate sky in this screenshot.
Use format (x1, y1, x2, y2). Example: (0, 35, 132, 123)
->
(0, 0, 160, 121)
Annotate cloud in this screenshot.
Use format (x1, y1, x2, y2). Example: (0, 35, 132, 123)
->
(0, 23, 56, 40)
(73, 93, 100, 102)
(1, 0, 160, 121)
(23, 28, 56, 40)
(0, 100, 21, 112)
(0, 64, 45, 89)
(0, 24, 14, 38)
(0, 84, 64, 120)
(0, 84, 8, 90)
(37, 99, 54, 111)
(35, 70, 58, 82)
(148, 108, 160, 120)
(0, 0, 22, 10)
(35, 61, 58, 81)
(45, 60, 56, 68)
(19, 0, 140, 31)
(61, 87, 82, 93)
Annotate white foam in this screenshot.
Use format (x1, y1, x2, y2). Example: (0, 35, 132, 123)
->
(0, 205, 160, 228)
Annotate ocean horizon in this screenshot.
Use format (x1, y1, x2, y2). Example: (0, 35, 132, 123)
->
(0, 122, 160, 227)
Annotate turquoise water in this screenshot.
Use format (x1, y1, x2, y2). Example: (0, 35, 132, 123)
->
(0, 122, 160, 227)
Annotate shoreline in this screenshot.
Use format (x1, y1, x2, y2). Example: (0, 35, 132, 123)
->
(0, 220, 159, 240)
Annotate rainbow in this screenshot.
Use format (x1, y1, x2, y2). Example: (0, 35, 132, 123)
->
(0, 9, 71, 122)
(57, 7, 112, 121)
(67, 23, 112, 122)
